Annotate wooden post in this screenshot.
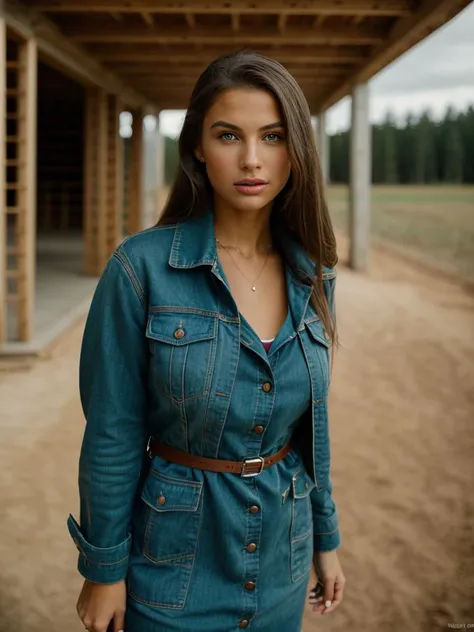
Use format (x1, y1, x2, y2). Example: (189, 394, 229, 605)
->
(106, 94, 123, 256)
(83, 87, 110, 276)
(127, 109, 143, 235)
(349, 82, 371, 271)
(18, 37, 37, 342)
(0, 17, 6, 343)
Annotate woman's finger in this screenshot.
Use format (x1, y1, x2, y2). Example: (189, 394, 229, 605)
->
(322, 578, 345, 614)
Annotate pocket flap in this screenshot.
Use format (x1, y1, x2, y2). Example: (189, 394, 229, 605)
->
(304, 318, 331, 348)
(292, 469, 316, 499)
(141, 469, 203, 513)
(146, 311, 217, 346)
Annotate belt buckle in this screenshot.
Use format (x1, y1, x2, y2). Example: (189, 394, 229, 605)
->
(241, 456, 264, 478)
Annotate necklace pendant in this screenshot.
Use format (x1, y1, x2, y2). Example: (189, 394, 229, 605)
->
(251, 286, 256, 292)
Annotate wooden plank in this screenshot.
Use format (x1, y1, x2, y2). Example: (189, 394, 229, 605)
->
(92, 47, 366, 64)
(0, 17, 6, 343)
(83, 87, 96, 274)
(17, 37, 37, 342)
(318, 0, 472, 111)
(66, 25, 384, 46)
(127, 110, 143, 235)
(2, 0, 151, 109)
(22, 0, 414, 17)
(97, 89, 108, 273)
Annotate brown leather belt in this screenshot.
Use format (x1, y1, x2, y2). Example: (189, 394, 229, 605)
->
(149, 440, 292, 478)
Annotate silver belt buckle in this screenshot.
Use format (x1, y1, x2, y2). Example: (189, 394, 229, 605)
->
(241, 456, 265, 478)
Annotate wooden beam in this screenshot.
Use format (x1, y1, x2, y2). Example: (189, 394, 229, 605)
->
(17, 37, 37, 342)
(66, 25, 384, 46)
(0, 18, 6, 343)
(114, 65, 353, 78)
(185, 13, 196, 28)
(23, 0, 414, 17)
(318, 0, 472, 111)
(95, 47, 367, 64)
(128, 110, 143, 234)
(278, 14, 288, 33)
(232, 13, 240, 32)
(2, 0, 152, 109)
(141, 12, 153, 27)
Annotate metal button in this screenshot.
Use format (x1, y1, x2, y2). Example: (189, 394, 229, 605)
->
(239, 620, 249, 629)
(249, 505, 260, 514)
(305, 482, 309, 490)
(262, 382, 272, 393)
(246, 543, 257, 553)
(173, 328, 185, 339)
(245, 581, 256, 591)
(254, 425, 264, 434)
(157, 496, 166, 506)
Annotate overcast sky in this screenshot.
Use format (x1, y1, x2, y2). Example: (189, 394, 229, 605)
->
(159, 2, 474, 136)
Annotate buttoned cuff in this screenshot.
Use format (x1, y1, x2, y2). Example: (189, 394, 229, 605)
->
(67, 514, 131, 584)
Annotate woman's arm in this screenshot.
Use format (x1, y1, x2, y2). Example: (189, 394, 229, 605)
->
(67, 247, 150, 584)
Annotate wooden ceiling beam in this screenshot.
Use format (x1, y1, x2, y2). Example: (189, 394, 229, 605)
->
(231, 13, 240, 32)
(113, 66, 352, 77)
(91, 47, 364, 68)
(22, 0, 414, 17)
(278, 14, 288, 33)
(141, 12, 153, 27)
(185, 13, 196, 29)
(66, 26, 384, 46)
(318, 0, 472, 111)
(93, 48, 368, 64)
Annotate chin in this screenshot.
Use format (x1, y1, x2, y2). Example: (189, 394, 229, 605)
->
(226, 192, 275, 214)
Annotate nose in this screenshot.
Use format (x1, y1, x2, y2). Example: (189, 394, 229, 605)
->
(240, 140, 261, 171)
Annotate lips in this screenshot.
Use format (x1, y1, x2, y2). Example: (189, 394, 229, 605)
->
(234, 179, 268, 186)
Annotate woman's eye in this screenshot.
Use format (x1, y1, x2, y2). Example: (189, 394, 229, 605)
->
(265, 133, 284, 142)
(220, 132, 238, 141)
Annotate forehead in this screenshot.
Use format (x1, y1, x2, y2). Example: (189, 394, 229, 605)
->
(204, 88, 283, 127)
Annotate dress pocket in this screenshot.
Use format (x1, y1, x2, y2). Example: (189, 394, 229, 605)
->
(146, 310, 218, 402)
(128, 469, 203, 610)
(290, 468, 315, 583)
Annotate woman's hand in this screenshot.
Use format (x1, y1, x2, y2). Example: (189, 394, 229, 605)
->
(309, 549, 346, 615)
(76, 579, 126, 632)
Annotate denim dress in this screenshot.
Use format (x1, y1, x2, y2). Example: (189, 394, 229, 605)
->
(67, 210, 341, 631)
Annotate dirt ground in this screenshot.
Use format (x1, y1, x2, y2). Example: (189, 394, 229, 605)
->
(0, 235, 473, 632)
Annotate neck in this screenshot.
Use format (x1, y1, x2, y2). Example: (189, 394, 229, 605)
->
(213, 199, 273, 257)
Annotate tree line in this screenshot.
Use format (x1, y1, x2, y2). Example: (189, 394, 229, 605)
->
(164, 105, 474, 186)
(330, 106, 474, 184)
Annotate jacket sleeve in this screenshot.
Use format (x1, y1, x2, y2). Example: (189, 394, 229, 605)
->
(310, 269, 341, 552)
(67, 248, 150, 584)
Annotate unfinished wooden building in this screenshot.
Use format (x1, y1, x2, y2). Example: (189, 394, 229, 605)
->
(1, 0, 471, 352)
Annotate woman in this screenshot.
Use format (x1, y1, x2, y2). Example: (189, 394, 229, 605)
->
(68, 50, 345, 632)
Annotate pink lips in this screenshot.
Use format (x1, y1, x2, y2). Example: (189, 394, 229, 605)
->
(234, 178, 268, 195)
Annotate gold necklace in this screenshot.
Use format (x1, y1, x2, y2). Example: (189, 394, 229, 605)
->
(216, 239, 270, 292)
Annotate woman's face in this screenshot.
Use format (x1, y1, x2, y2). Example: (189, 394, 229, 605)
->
(197, 87, 291, 214)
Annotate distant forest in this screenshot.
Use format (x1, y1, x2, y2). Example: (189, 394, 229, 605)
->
(164, 105, 474, 186)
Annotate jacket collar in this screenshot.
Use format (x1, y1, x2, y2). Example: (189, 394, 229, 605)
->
(169, 208, 317, 281)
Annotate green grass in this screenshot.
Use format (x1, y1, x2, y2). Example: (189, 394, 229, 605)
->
(327, 185, 474, 279)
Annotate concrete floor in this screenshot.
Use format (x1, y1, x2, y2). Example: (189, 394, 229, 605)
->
(3, 232, 98, 354)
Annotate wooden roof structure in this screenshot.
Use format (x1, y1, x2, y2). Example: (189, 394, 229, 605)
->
(4, 0, 473, 112)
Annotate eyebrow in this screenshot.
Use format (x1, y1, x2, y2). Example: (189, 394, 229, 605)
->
(210, 120, 284, 132)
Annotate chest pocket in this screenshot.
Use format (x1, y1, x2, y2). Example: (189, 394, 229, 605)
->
(146, 310, 218, 402)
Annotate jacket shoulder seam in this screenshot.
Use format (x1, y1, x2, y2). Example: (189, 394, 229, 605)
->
(113, 250, 146, 307)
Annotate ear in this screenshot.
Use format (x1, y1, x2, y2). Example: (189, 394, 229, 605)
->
(194, 148, 205, 163)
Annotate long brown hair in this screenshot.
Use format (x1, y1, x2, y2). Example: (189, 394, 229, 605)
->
(158, 50, 338, 348)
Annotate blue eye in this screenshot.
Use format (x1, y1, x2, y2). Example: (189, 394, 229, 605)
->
(265, 133, 284, 142)
(220, 132, 237, 141)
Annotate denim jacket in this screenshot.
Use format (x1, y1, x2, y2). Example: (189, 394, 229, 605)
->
(67, 209, 340, 585)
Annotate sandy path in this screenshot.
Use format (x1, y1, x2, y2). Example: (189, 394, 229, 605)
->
(1, 239, 473, 632)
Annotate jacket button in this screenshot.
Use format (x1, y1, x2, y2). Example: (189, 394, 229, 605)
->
(239, 620, 249, 629)
(246, 543, 257, 553)
(249, 505, 259, 514)
(245, 581, 256, 591)
(253, 425, 264, 434)
(174, 328, 185, 339)
(262, 382, 272, 393)
(157, 496, 166, 506)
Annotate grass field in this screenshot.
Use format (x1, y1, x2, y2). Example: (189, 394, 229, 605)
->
(326, 185, 474, 279)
